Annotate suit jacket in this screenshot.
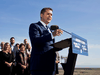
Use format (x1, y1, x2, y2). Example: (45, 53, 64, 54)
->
(29, 21, 61, 71)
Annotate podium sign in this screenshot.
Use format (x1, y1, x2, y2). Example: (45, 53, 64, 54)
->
(71, 33, 88, 56)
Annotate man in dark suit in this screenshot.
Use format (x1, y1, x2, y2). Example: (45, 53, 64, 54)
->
(29, 7, 63, 75)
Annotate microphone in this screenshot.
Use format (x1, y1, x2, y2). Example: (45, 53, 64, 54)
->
(50, 25, 71, 35)
(50, 25, 59, 30)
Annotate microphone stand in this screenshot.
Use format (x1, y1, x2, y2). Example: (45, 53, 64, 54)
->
(59, 28, 71, 35)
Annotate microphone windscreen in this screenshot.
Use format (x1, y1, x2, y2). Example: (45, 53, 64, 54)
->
(50, 25, 59, 30)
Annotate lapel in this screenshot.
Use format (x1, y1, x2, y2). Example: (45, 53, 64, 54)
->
(37, 21, 49, 32)
(37, 21, 55, 44)
(37, 21, 45, 28)
(37, 21, 43, 26)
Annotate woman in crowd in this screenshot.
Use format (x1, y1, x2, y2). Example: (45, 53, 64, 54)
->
(8, 44, 15, 75)
(16, 43, 30, 75)
(0, 42, 14, 75)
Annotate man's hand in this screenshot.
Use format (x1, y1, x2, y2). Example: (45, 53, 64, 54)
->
(52, 29, 63, 37)
(56, 61, 60, 63)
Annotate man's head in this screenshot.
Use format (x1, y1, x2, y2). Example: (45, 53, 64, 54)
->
(24, 39, 27, 44)
(1, 42, 5, 49)
(40, 7, 53, 25)
(10, 37, 15, 45)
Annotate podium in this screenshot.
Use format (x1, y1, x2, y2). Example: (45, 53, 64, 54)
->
(52, 32, 88, 75)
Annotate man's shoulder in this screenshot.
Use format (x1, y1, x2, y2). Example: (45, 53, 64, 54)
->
(29, 21, 42, 29)
(30, 21, 41, 26)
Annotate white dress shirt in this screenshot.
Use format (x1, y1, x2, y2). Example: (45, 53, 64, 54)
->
(40, 21, 54, 39)
(10, 44, 16, 57)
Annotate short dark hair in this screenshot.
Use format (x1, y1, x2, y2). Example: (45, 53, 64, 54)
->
(40, 7, 53, 15)
(15, 43, 19, 46)
(10, 37, 15, 40)
(19, 43, 25, 48)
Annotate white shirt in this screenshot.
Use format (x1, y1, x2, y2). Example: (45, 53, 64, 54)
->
(10, 44, 16, 57)
(11, 44, 15, 51)
(40, 21, 54, 39)
(26, 49, 32, 55)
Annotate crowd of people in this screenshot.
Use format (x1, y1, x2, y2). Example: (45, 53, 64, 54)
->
(0, 37, 60, 75)
(0, 37, 31, 75)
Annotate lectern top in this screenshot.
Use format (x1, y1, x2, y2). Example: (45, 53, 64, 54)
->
(51, 38, 71, 49)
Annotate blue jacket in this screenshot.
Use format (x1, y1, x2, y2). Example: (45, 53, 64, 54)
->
(29, 21, 61, 71)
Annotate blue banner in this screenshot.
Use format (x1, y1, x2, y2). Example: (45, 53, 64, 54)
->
(71, 33, 88, 56)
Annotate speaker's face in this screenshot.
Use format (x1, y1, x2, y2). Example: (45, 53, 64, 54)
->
(41, 9, 53, 25)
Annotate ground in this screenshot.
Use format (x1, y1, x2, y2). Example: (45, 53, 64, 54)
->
(56, 68, 100, 75)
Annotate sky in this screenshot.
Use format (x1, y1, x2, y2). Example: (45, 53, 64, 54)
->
(0, 0, 100, 68)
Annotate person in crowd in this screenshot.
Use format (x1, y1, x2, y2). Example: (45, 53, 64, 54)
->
(10, 37, 17, 75)
(24, 39, 28, 51)
(8, 43, 15, 75)
(0, 42, 5, 57)
(0, 44, 1, 51)
(26, 44, 31, 58)
(0, 42, 5, 51)
(29, 7, 63, 75)
(0, 42, 14, 75)
(15, 43, 20, 53)
(24, 39, 31, 55)
(0, 42, 5, 74)
(10, 37, 16, 56)
(26, 43, 31, 75)
(16, 43, 30, 75)
(13, 43, 20, 75)
(0, 44, 2, 51)
(55, 51, 60, 75)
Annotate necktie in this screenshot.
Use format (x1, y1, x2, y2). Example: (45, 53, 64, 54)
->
(46, 26, 51, 33)
(46, 25, 54, 39)
(46, 25, 49, 29)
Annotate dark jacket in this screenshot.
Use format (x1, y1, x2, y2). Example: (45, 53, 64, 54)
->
(29, 21, 61, 71)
